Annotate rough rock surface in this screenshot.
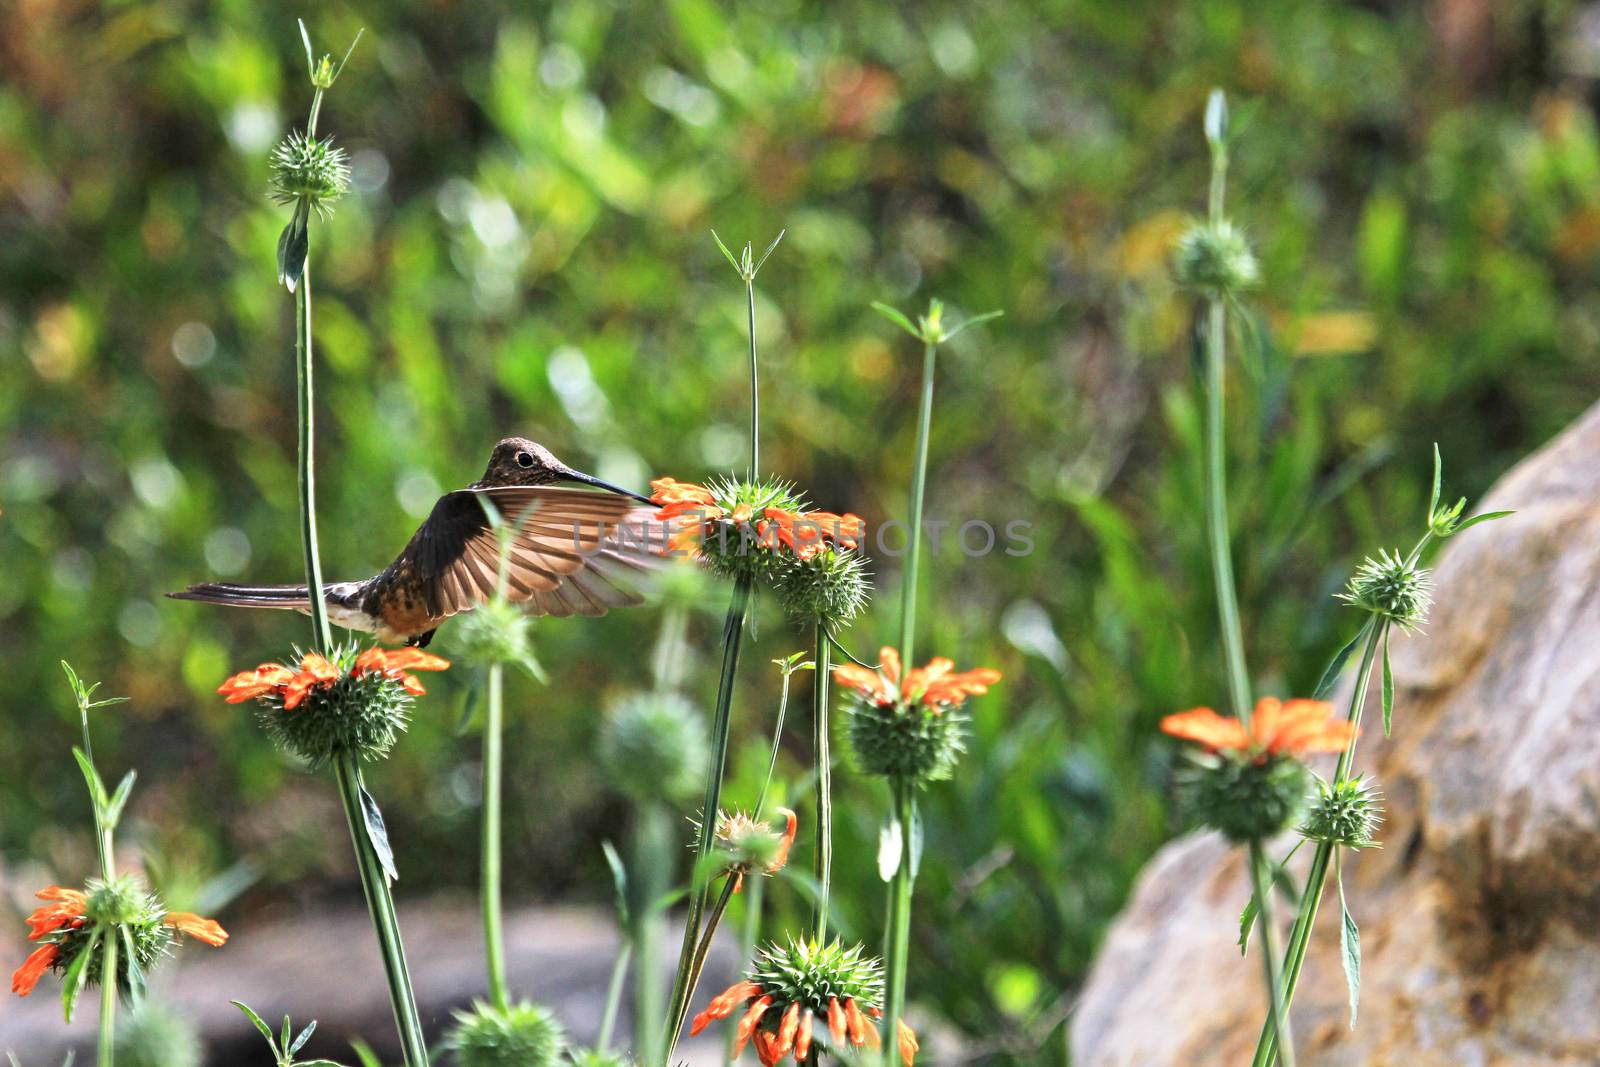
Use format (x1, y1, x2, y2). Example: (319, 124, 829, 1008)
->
(1071, 402, 1600, 1066)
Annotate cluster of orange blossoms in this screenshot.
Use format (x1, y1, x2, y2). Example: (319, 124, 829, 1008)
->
(648, 478, 866, 560)
(1161, 697, 1358, 760)
(11, 886, 227, 997)
(691, 982, 918, 1067)
(833, 647, 1002, 711)
(218, 647, 450, 709)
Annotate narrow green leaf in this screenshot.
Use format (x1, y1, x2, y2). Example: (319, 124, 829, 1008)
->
(452, 683, 480, 736)
(601, 840, 630, 928)
(1237, 840, 1303, 955)
(61, 927, 101, 1023)
(298, 19, 317, 80)
(1237, 892, 1259, 956)
(104, 770, 137, 828)
(941, 309, 1004, 341)
(1313, 623, 1369, 700)
(1427, 443, 1442, 523)
(1454, 510, 1514, 533)
(232, 1000, 279, 1054)
(289, 1020, 318, 1056)
(1337, 858, 1361, 1028)
(276, 222, 294, 286)
(120, 924, 146, 1003)
(283, 211, 309, 292)
(359, 785, 399, 883)
(752, 229, 786, 276)
(332, 28, 365, 83)
(349, 1039, 383, 1067)
(908, 797, 925, 880)
(870, 301, 921, 340)
(876, 814, 903, 882)
(1381, 626, 1394, 738)
(72, 748, 107, 812)
(710, 230, 741, 273)
(281, 1016, 293, 1054)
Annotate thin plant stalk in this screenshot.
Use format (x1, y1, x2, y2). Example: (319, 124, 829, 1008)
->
(598, 939, 633, 1053)
(811, 625, 832, 935)
(98, 935, 117, 1067)
(897, 335, 937, 674)
(1248, 841, 1294, 1067)
(481, 662, 509, 1012)
(1250, 617, 1388, 1067)
(284, 45, 428, 1064)
(630, 801, 673, 1066)
(662, 575, 753, 1060)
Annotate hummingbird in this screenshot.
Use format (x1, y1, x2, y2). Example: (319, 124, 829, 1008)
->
(169, 437, 665, 648)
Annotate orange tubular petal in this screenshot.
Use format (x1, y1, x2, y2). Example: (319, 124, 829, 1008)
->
(163, 912, 228, 947)
(734, 996, 775, 1056)
(384, 649, 451, 672)
(400, 674, 427, 696)
(650, 478, 716, 507)
(11, 944, 58, 996)
(767, 808, 798, 873)
(897, 1021, 920, 1066)
(1160, 707, 1252, 752)
(795, 1009, 814, 1062)
(878, 648, 901, 687)
(776, 1001, 800, 1059)
(845, 999, 868, 1047)
(691, 981, 760, 1035)
(352, 648, 388, 677)
(828, 997, 847, 1045)
(831, 663, 893, 704)
(753, 1028, 782, 1066)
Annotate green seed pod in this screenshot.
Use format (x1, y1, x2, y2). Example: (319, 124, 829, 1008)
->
(445, 1000, 568, 1067)
(116, 1000, 203, 1067)
(1300, 775, 1383, 849)
(1173, 219, 1260, 295)
(774, 546, 871, 627)
(1181, 752, 1312, 842)
(1338, 549, 1433, 629)
(747, 938, 885, 1017)
(268, 131, 351, 216)
(53, 877, 174, 996)
(597, 692, 708, 808)
(257, 645, 414, 769)
(844, 695, 968, 783)
(451, 596, 539, 672)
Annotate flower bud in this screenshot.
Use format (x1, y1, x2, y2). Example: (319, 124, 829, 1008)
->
(268, 131, 350, 216)
(597, 693, 708, 808)
(710, 808, 796, 890)
(845, 697, 968, 784)
(445, 1000, 568, 1067)
(1181, 752, 1312, 842)
(117, 1001, 202, 1067)
(1173, 220, 1260, 295)
(1300, 775, 1383, 849)
(450, 596, 539, 673)
(773, 546, 871, 626)
(1337, 549, 1433, 629)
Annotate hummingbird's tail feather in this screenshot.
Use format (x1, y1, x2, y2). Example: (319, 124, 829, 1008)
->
(166, 582, 312, 609)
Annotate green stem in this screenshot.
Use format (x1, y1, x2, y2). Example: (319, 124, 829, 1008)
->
(98, 936, 117, 1067)
(334, 754, 430, 1067)
(598, 940, 632, 1054)
(1248, 840, 1296, 1067)
(631, 802, 672, 1066)
(812, 626, 832, 935)
(662, 576, 753, 1062)
(898, 340, 937, 673)
(481, 662, 508, 1012)
(294, 232, 333, 655)
(882, 775, 916, 1067)
(1249, 619, 1386, 1067)
(746, 279, 759, 480)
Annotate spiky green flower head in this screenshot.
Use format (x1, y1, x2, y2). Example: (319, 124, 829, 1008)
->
(1338, 548, 1433, 629)
(845, 696, 968, 784)
(597, 692, 708, 808)
(1300, 774, 1384, 849)
(51, 877, 175, 997)
(268, 130, 350, 217)
(686, 476, 810, 583)
(1173, 219, 1260, 296)
(1179, 751, 1312, 843)
(773, 545, 871, 628)
(234, 644, 445, 769)
(707, 807, 796, 890)
(750, 937, 885, 1018)
(445, 1000, 568, 1067)
(116, 1000, 202, 1067)
(450, 595, 540, 674)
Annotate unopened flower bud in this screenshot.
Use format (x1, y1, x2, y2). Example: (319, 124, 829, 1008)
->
(774, 546, 870, 626)
(445, 1000, 567, 1067)
(1174, 220, 1260, 295)
(1181, 752, 1311, 842)
(845, 698, 968, 784)
(268, 131, 350, 217)
(1300, 775, 1383, 849)
(597, 693, 708, 808)
(1338, 549, 1433, 629)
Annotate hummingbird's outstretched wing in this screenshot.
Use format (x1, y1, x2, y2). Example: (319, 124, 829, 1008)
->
(364, 485, 665, 623)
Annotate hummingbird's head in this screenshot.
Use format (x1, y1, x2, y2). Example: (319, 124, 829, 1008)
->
(481, 437, 651, 502)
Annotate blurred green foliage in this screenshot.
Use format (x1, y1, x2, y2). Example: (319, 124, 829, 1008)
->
(5, 0, 1600, 1061)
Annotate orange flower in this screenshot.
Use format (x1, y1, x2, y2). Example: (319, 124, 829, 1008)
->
(25, 887, 86, 941)
(353, 647, 451, 696)
(794, 1008, 815, 1062)
(649, 477, 716, 509)
(733, 995, 775, 1057)
(163, 912, 229, 947)
(11, 944, 58, 997)
(759, 508, 867, 560)
(833, 647, 1002, 712)
(898, 1019, 920, 1066)
(281, 652, 340, 711)
(1162, 697, 1356, 758)
(694, 981, 893, 1066)
(217, 664, 296, 704)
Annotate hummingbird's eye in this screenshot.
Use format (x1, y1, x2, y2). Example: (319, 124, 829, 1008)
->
(515, 451, 534, 468)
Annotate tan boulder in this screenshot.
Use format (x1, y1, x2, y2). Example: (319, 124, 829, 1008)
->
(1070, 401, 1600, 1066)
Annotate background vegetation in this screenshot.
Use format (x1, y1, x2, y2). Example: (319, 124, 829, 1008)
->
(5, 0, 1600, 1060)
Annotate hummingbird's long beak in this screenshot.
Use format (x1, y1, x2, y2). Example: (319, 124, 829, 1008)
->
(561, 467, 653, 505)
